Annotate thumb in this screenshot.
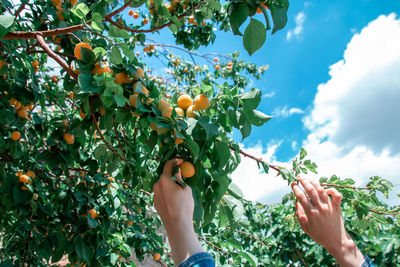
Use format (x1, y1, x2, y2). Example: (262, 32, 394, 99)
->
(162, 158, 184, 178)
(325, 188, 342, 208)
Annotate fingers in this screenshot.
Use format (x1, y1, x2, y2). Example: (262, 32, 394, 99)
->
(291, 182, 312, 212)
(309, 179, 329, 203)
(325, 188, 342, 208)
(161, 158, 184, 179)
(296, 202, 309, 232)
(298, 177, 322, 208)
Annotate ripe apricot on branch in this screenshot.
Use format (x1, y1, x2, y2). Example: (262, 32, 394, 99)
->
(194, 94, 210, 110)
(180, 161, 195, 178)
(19, 175, 31, 184)
(63, 133, 75, 144)
(128, 10, 134, 16)
(88, 209, 98, 218)
(74, 43, 93, 61)
(127, 220, 133, 226)
(136, 67, 145, 78)
(153, 253, 161, 261)
(175, 107, 184, 117)
(27, 171, 36, 179)
(186, 105, 197, 118)
(11, 131, 21, 141)
(114, 72, 131, 84)
(162, 106, 173, 118)
(158, 99, 170, 112)
(17, 109, 29, 119)
(79, 109, 86, 119)
(177, 94, 193, 110)
(129, 95, 138, 107)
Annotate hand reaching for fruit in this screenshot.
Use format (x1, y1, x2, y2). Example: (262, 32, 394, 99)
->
(291, 177, 365, 267)
(153, 159, 204, 265)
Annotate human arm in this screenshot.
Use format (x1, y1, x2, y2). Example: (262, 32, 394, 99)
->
(291, 177, 367, 267)
(153, 159, 206, 265)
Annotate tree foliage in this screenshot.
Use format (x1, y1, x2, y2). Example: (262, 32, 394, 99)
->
(0, 0, 398, 266)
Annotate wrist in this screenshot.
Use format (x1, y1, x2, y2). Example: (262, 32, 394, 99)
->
(326, 235, 364, 267)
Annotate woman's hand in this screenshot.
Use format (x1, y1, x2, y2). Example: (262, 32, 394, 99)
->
(153, 159, 203, 265)
(291, 177, 365, 267)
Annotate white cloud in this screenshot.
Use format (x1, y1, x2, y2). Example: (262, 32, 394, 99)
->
(262, 91, 276, 98)
(273, 105, 304, 118)
(302, 13, 400, 203)
(230, 141, 290, 202)
(304, 13, 400, 156)
(287, 12, 306, 41)
(233, 13, 400, 204)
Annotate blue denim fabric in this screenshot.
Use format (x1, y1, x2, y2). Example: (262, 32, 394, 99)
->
(362, 255, 376, 267)
(178, 252, 215, 267)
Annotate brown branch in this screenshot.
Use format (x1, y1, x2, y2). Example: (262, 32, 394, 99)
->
(113, 119, 126, 157)
(228, 145, 281, 173)
(320, 183, 375, 191)
(90, 96, 127, 162)
(14, 2, 27, 17)
(2, 24, 85, 40)
(103, 1, 133, 20)
(195, 234, 234, 264)
(369, 209, 399, 216)
(234, 229, 266, 246)
(294, 246, 309, 267)
(35, 34, 78, 82)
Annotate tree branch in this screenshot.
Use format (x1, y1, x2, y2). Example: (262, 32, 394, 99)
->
(90, 96, 127, 162)
(104, 1, 133, 21)
(35, 34, 78, 82)
(14, 1, 27, 17)
(2, 24, 85, 40)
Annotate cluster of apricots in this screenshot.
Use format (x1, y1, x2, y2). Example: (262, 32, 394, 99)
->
(9, 97, 33, 121)
(51, 0, 78, 20)
(15, 170, 36, 191)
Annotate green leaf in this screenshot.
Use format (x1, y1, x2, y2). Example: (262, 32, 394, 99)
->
(243, 18, 266, 56)
(215, 141, 230, 169)
(75, 240, 90, 261)
(228, 183, 243, 199)
(120, 43, 135, 62)
(91, 12, 104, 32)
(78, 73, 99, 93)
(300, 148, 307, 160)
(94, 145, 107, 159)
(228, 3, 249, 36)
(250, 110, 271, 126)
(269, 0, 289, 34)
(71, 3, 90, 19)
(239, 251, 258, 266)
(0, 15, 15, 38)
(240, 120, 251, 141)
(110, 47, 123, 65)
(81, 47, 95, 63)
(197, 117, 220, 140)
(238, 88, 261, 109)
(93, 47, 106, 58)
(0, 15, 15, 28)
(208, 0, 221, 11)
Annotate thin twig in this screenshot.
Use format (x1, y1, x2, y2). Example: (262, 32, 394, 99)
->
(90, 96, 127, 162)
(195, 234, 235, 264)
(320, 183, 375, 191)
(14, 2, 27, 17)
(113, 119, 126, 157)
(103, 1, 133, 21)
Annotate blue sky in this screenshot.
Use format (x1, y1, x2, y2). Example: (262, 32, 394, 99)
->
(125, 1, 400, 203)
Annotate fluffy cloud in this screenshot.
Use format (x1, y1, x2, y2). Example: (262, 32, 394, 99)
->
(301, 13, 400, 202)
(230, 141, 291, 202)
(304, 13, 400, 156)
(273, 105, 304, 118)
(232, 13, 400, 204)
(286, 12, 306, 41)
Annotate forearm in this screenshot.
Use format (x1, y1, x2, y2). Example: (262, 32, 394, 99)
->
(165, 222, 204, 265)
(326, 235, 365, 267)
